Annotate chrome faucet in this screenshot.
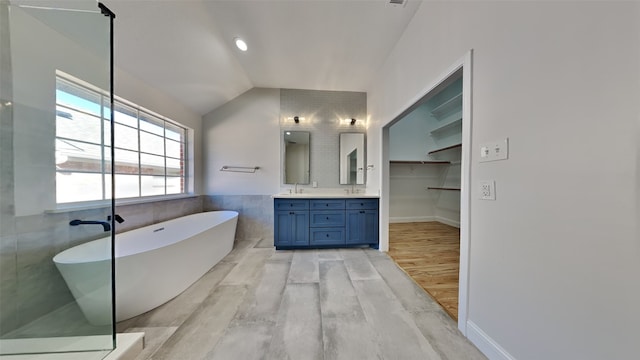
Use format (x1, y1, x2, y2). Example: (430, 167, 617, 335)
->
(294, 182, 298, 194)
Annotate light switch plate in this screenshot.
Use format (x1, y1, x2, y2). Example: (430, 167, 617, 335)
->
(480, 180, 496, 200)
(479, 138, 509, 162)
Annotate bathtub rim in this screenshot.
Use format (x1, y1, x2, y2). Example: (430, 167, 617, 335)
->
(53, 210, 239, 265)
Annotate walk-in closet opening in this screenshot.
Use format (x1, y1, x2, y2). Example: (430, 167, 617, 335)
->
(381, 53, 472, 327)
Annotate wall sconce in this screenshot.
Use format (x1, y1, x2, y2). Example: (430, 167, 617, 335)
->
(342, 118, 358, 125)
(350, 118, 357, 125)
(287, 116, 304, 124)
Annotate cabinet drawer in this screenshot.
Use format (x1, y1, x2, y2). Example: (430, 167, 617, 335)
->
(310, 228, 345, 245)
(346, 199, 378, 210)
(309, 210, 345, 227)
(310, 199, 345, 210)
(274, 199, 309, 211)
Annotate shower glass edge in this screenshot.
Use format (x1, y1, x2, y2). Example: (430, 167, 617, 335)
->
(0, 1, 115, 358)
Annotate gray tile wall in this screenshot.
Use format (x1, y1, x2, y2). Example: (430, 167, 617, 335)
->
(0, 196, 205, 336)
(114, 196, 204, 234)
(204, 195, 274, 247)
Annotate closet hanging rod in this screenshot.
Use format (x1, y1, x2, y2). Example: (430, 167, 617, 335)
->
(219, 165, 260, 173)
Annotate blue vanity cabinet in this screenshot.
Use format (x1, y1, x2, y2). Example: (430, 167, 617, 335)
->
(274, 200, 309, 247)
(346, 199, 379, 246)
(309, 199, 346, 246)
(274, 197, 378, 249)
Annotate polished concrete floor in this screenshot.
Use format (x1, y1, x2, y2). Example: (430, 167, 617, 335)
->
(117, 238, 486, 360)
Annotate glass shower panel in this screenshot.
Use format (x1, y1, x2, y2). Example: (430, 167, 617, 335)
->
(0, 2, 114, 358)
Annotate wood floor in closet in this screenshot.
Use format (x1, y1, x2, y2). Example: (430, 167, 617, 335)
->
(388, 222, 460, 320)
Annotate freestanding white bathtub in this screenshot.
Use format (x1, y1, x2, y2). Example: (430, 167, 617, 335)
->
(53, 211, 238, 325)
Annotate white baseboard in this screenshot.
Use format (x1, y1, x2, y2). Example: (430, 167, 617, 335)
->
(389, 216, 461, 228)
(0, 333, 143, 360)
(467, 321, 516, 360)
(389, 216, 436, 223)
(435, 216, 460, 228)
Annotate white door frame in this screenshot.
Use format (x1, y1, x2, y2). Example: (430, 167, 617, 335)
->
(380, 50, 473, 334)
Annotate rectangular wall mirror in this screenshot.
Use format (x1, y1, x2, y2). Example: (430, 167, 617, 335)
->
(284, 131, 310, 184)
(339, 132, 365, 185)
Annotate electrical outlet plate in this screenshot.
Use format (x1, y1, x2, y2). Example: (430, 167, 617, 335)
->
(479, 138, 509, 162)
(480, 180, 496, 200)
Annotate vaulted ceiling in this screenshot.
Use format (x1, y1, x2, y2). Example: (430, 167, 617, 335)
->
(103, 0, 421, 115)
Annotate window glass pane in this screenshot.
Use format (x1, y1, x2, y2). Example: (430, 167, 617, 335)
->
(103, 119, 111, 146)
(166, 177, 182, 194)
(56, 80, 102, 117)
(140, 113, 164, 136)
(56, 76, 188, 204)
(56, 139, 103, 172)
(114, 123, 138, 151)
(141, 176, 165, 196)
(105, 176, 112, 198)
(56, 172, 103, 203)
(113, 148, 139, 174)
(140, 132, 164, 155)
(56, 106, 102, 144)
(165, 139, 181, 159)
(165, 122, 184, 142)
(140, 153, 165, 175)
(114, 174, 139, 198)
(166, 158, 182, 176)
(114, 103, 138, 128)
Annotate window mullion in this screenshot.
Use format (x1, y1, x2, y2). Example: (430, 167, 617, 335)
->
(101, 93, 106, 201)
(164, 120, 168, 195)
(137, 108, 142, 198)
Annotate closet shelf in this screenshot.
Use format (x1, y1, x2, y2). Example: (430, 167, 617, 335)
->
(427, 187, 461, 191)
(430, 92, 462, 118)
(427, 143, 462, 155)
(390, 160, 450, 165)
(430, 117, 462, 135)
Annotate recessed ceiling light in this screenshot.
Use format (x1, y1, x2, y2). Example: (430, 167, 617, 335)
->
(234, 37, 248, 52)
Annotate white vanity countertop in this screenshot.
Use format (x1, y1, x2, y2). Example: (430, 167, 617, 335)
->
(273, 192, 379, 199)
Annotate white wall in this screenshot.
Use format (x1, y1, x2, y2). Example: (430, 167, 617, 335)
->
(202, 88, 281, 195)
(368, 2, 640, 360)
(388, 163, 442, 222)
(389, 105, 431, 161)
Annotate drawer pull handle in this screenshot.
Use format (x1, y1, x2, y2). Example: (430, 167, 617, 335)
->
(326, 204, 329, 207)
(326, 217, 329, 220)
(360, 203, 364, 206)
(290, 212, 294, 215)
(360, 210, 365, 214)
(326, 234, 330, 237)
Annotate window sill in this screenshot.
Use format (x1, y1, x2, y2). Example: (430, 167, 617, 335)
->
(46, 194, 199, 214)
(116, 194, 199, 207)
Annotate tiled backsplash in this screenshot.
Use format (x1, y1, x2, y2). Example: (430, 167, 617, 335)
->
(280, 89, 367, 189)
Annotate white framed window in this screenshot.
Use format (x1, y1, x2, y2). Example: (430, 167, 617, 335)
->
(55, 75, 188, 204)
